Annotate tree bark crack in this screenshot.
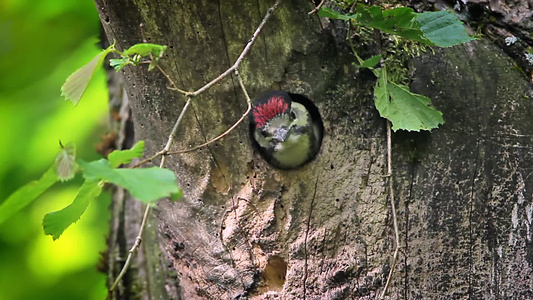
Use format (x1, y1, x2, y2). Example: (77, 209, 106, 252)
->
(404, 154, 417, 300)
(254, 0, 269, 68)
(464, 45, 482, 300)
(303, 175, 320, 299)
(216, 0, 241, 111)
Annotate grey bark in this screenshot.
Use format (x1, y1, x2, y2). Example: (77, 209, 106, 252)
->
(95, 0, 533, 299)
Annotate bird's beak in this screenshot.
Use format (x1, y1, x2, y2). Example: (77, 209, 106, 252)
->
(273, 127, 288, 142)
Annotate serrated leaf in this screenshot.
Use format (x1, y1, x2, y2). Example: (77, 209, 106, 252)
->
(108, 141, 145, 168)
(78, 159, 180, 203)
(0, 166, 58, 224)
(61, 47, 114, 106)
(42, 179, 101, 240)
(55, 142, 76, 181)
(359, 54, 381, 68)
(319, 4, 473, 47)
(374, 79, 444, 131)
(416, 11, 475, 47)
(123, 43, 167, 57)
(354, 4, 432, 45)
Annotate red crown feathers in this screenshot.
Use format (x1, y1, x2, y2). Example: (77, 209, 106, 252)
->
(253, 96, 289, 128)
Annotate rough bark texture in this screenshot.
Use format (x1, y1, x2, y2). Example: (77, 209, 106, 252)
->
(95, 0, 533, 299)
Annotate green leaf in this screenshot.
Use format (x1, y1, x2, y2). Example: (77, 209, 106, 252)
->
(318, 7, 353, 20)
(42, 179, 101, 240)
(0, 166, 58, 224)
(109, 58, 130, 71)
(319, 4, 474, 47)
(61, 46, 114, 106)
(78, 159, 180, 204)
(359, 54, 381, 68)
(108, 141, 145, 168)
(374, 72, 444, 131)
(353, 4, 432, 45)
(55, 142, 76, 181)
(416, 11, 475, 47)
(123, 43, 167, 58)
(170, 190, 183, 202)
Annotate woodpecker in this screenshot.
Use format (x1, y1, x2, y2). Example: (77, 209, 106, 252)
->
(249, 90, 324, 170)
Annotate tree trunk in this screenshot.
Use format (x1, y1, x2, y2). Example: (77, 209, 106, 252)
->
(95, 0, 533, 299)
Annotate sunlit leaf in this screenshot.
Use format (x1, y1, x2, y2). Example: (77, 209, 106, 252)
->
(61, 46, 114, 105)
(109, 58, 130, 71)
(0, 166, 58, 224)
(78, 159, 180, 204)
(42, 179, 101, 240)
(108, 141, 145, 168)
(123, 43, 167, 57)
(55, 142, 76, 181)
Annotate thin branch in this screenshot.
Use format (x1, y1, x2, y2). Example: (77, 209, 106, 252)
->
(140, 22, 187, 94)
(108, 97, 192, 296)
(308, 0, 326, 15)
(157, 64, 189, 94)
(107, 1, 282, 296)
(191, 0, 281, 97)
(379, 120, 400, 299)
(168, 69, 251, 155)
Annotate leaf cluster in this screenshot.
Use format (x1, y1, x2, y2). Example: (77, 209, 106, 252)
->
(61, 43, 167, 106)
(0, 141, 181, 240)
(319, 4, 474, 131)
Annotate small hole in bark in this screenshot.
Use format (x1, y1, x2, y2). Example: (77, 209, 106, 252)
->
(197, 198, 202, 202)
(104, 16, 110, 23)
(170, 45, 174, 49)
(260, 255, 287, 292)
(335, 198, 340, 202)
(330, 164, 334, 169)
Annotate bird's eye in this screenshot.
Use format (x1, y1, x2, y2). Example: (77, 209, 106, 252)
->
(290, 111, 296, 119)
(261, 130, 268, 137)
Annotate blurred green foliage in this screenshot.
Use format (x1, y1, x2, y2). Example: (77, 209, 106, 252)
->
(0, 1, 109, 299)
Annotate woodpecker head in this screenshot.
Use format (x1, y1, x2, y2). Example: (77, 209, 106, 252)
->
(249, 90, 324, 170)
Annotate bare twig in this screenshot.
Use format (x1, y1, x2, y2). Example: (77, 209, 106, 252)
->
(108, 97, 192, 296)
(191, 0, 280, 97)
(379, 120, 400, 299)
(308, 0, 326, 15)
(107, 1, 282, 296)
(168, 69, 252, 155)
